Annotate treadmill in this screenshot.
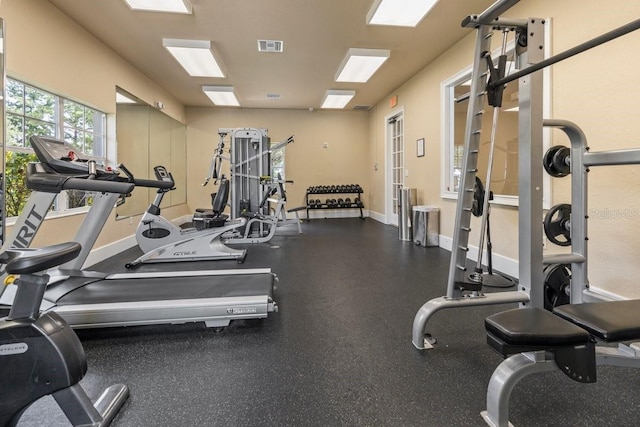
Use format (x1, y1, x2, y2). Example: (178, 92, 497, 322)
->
(0, 135, 278, 328)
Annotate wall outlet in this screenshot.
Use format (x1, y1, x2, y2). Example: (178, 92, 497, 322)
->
(323, 142, 328, 148)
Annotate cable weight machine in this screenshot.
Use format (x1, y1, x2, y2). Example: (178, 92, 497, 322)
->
(413, 0, 640, 350)
(204, 128, 297, 242)
(412, 6, 540, 350)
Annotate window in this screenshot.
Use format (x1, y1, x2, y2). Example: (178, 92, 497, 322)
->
(5, 78, 106, 217)
(271, 143, 285, 180)
(443, 69, 520, 201)
(441, 33, 551, 207)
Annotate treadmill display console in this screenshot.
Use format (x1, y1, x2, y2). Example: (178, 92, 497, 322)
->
(29, 135, 115, 177)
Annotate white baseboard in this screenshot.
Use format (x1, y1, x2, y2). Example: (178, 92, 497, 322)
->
(83, 235, 137, 269)
(367, 210, 386, 223)
(368, 213, 518, 279)
(438, 235, 518, 279)
(82, 211, 518, 279)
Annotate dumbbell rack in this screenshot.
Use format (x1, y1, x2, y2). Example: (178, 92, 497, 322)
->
(305, 185, 365, 220)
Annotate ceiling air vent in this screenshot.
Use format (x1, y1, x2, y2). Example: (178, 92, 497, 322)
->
(258, 40, 284, 53)
(266, 94, 281, 99)
(352, 105, 372, 111)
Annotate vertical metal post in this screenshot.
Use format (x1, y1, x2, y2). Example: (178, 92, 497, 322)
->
(59, 192, 122, 270)
(517, 18, 546, 308)
(543, 120, 589, 304)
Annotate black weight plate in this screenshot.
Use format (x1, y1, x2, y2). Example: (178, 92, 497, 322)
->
(543, 264, 571, 311)
(543, 145, 570, 177)
(472, 176, 484, 217)
(552, 146, 571, 176)
(544, 203, 571, 246)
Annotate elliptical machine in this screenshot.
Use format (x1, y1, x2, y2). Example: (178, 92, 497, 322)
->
(128, 165, 247, 268)
(0, 242, 128, 426)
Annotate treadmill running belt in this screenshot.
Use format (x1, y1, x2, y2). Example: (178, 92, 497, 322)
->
(52, 274, 273, 305)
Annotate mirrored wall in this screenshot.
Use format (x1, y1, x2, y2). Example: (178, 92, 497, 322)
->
(0, 19, 5, 246)
(115, 88, 186, 219)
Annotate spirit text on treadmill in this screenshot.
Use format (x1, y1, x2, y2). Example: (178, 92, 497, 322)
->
(14, 205, 45, 249)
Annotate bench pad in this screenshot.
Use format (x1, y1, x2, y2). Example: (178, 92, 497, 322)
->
(554, 300, 640, 342)
(486, 308, 589, 350)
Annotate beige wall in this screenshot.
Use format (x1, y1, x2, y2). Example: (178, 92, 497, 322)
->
(186, 108, 370, 214)
(2, 0, 640, 297)
(0, 0, 190, 251)
(367, 0, 640, 297)
(547, 0, 640, 298)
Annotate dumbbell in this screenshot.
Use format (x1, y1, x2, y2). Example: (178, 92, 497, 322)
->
(345, 197, 352, 206)
(308, 199, 315, 207)
(337, 198, 344, 207)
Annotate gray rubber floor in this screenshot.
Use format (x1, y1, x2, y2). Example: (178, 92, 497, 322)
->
(17, 218, 640, 426)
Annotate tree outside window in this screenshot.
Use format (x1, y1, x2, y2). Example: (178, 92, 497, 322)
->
(4, 78, 106, 217)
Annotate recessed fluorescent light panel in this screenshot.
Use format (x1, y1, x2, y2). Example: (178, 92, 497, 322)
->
(336, 48, 390, 83)
(203, 86, 240, 107)
(163, 39, 224, 77)
(367, 0, 438, 27)
(124, 0, 192, 14)
(320, 90, 356, 109)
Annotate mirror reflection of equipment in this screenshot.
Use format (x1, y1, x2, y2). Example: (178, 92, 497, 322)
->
(471, 177, 514, 288)
(466, 28, 515, 289)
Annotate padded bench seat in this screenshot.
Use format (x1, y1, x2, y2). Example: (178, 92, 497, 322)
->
(487, 300, 640, 355)
(485, 308, 590, 356)
(192, 210, 228, 229)
(554, 300, 640, 342)
(482, 301, 640, 426)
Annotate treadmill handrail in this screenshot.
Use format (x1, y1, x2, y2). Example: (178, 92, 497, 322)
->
(116, 163, 174, 191)
(130, 177, 174, 191)
(27, 162, 135, 194)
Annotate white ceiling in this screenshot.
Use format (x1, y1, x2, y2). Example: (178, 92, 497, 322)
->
(47, 0, 495, 110)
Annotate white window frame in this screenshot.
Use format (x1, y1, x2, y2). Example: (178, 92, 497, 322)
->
(440, 25, 552, 209)
(5, 78, 107, 221)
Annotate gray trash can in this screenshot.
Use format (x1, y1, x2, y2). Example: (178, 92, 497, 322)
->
(398, 188, 417, 241)
(412, 205, 439, 247)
